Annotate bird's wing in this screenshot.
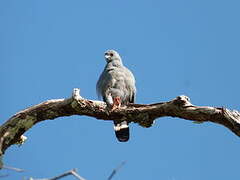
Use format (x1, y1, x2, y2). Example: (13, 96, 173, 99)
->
(108, 66, 136, 104)
(96, 68, 111, 99)
(121, 66, 136, 103)
(97, 65, 136, 104)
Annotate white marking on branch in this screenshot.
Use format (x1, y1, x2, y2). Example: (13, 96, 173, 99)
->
(72, 88, 82, 100)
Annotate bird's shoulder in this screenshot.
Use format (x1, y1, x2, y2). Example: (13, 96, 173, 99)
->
(98, 63, 135, 86)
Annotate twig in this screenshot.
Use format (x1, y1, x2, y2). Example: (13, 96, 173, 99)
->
(70, 169, 86, 180)
(29, 169, 86, 180)
(107, 161, 126, 180)
(3, 165, 24, 172)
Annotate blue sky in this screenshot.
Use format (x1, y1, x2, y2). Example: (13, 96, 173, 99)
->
(1, 0, 240, 179)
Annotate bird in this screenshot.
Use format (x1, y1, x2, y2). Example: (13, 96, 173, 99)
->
(96, 50, 136, 142)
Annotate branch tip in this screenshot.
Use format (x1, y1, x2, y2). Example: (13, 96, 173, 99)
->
(72, 88, 82, 100)
(15, 135, 27, 146)
(2, 165, 25, 172)
(174, 95, 192, 107)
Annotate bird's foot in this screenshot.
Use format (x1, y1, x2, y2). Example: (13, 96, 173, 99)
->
(111, 97, 121, 111)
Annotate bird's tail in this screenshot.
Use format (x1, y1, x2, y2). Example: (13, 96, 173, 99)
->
(113, 121, 129, 142)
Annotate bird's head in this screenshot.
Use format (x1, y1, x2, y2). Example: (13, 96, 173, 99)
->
(104, 50, 122, 63)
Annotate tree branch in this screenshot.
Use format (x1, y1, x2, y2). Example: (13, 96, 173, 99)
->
(2, 165, 24, 172)
(107, 161, 126, 180)
(28, 168, 86, 180)
(1, 88, 240, 163)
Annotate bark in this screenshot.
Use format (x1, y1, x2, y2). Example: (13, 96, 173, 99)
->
(1, 88, 240, 166)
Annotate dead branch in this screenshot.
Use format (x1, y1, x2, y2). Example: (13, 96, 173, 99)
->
(107, 161, 126, 180)
(2, 165, 24, 172)
(0, 165, 24, 179)
(1, 88, 240, 165)
(28, 168, 85, 180)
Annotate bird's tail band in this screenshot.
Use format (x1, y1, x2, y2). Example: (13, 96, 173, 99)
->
(113, 121, 129, 142)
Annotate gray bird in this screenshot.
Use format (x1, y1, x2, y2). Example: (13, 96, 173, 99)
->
(96, 50, 136, 142)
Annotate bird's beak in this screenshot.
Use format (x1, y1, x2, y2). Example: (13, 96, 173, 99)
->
(105, 54, 111, 60)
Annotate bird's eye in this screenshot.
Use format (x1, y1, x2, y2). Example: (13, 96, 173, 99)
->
(110, 53, 114, 56)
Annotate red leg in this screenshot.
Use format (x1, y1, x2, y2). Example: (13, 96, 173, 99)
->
(112, 96, 121, 110)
